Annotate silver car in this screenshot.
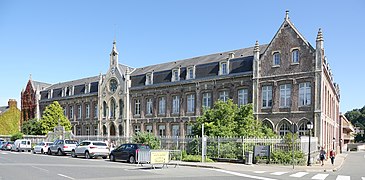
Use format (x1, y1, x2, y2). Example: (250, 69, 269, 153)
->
(33, 142, 53, 154)
(48, 139, 78, 155)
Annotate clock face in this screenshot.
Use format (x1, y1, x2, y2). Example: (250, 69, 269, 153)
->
(109, 79, 118, 93)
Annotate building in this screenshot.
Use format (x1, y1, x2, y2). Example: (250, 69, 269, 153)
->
(0, 99, 21, 134)
(339, 114, 354, 152)
(20, 75, 50, 126)
(26, 11, 340, 150)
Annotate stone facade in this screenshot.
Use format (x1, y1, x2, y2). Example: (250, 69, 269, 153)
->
(26, 12, 340, 150)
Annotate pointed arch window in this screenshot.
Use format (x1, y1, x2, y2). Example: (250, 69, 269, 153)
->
(110, 99, 116, 119)
(103, 101, 107, 118)
(278, 121, 291, 136)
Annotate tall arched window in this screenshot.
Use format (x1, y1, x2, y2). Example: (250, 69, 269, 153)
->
(103, 101, 107, 118)
(278, 121, 291, 136)
(110, 123, 116, 136)
(102, 125, 107, 135)
(262, 119, 274, 131)
(298, 121, 309, 136)
(119, 99, 123, 118)
(110, 98, 116, 119)
(118, 124, 123, 136)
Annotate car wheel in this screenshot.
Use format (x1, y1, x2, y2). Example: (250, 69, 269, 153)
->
(57, 149, 63, 156)
(71, 150, 77, 158)
(41, 149, 44, 154)
(102, 156, 107, 159)
(129, 155, 136, 164)
(47, 149, 52, 155)
(33, 149, 36, 154)
(85, 151, 90, 159)
(110, 154, 116, 162)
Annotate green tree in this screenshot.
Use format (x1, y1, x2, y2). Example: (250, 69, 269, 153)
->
(40, 101, 71, 134)
(132, 132, 160, 149)
(21, 118, 42, 135)
(192, 100, 275, 137)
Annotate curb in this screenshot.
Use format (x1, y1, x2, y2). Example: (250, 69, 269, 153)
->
(177, 163, 221, 169)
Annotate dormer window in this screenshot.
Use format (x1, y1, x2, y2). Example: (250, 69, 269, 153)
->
(186, 66, 195, 80)
(145, 72, 153, 85)
(219, 61, 229, 75)
(291, 49, 299, 63)
(273, 51, 281, 66)
(172, 68, 180, 82)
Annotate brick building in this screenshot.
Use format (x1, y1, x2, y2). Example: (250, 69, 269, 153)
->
(26, 11, 340, 150)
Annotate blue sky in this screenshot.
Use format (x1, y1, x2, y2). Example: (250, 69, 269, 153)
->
(0, 0, 364, 113)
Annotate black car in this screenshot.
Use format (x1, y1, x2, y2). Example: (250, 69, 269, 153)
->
(109, 143, 150, 163)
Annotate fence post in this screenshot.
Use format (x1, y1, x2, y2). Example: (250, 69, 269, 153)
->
(242, 136, 244, 162)
(217, 136, 220, 158)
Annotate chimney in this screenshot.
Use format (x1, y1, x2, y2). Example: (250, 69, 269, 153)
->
(8, 99, 17, 108)
(228, 52, 235, 59)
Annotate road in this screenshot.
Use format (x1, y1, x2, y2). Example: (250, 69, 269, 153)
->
(0, 151, 364, 180)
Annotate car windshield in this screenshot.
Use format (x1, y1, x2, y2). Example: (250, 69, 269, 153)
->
(65, 140, 78, 144)
(93, 142, 107, 146)
(9, 142, 14, 144)
(47, 143, 53, 145)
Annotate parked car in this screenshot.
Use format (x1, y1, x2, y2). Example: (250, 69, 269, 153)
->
(0, 141, 6, 150)
(33, 142, 53, 154)
(71, 141, 109, 159)
(48, 139, 78, 155)
(12, 139, 32, 152)
(109, 143, 150, 163)
(1, 141, 14, 151)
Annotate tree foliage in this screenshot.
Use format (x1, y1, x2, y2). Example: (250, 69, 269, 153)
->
(21, 118, 42, 135)
(192, 100, 275, 138)
(11, 132, 23, 141)
(132, 132, 160, 149)
(40, 101, 71, 134)
(345, 106, 365, 142)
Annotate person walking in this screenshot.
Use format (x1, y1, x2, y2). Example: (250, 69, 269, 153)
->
(329, 149, 336, 165)
(319, 147, 326, 166)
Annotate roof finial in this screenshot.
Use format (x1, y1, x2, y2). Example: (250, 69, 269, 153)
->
(285, 10, 289, 20)
(29, 74, 32, 80)
(254, 40, 260, 52)
(316, 28, 323, 41)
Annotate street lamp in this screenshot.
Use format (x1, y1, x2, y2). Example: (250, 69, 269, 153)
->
(332, 137, 336, 150)
(307, 121, 313, 166)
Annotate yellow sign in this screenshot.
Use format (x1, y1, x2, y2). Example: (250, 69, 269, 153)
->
(150, 151, 169, 164)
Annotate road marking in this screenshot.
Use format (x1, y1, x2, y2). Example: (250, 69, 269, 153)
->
(31, 166, 49, 172)
(57, 174, 75, 180)
(290, 172, 308, 177)
(253, 171, 266, 174)
(362, 177, 365, 180)
(212, 169, 277, 180)
(336, 175, 350, 180)
(0, 152, 8, 155)
(270, 172, 288, 175)
(311, 173, 329, 180)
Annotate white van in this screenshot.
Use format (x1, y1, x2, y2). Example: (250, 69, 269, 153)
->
(12, 139, 32, 152)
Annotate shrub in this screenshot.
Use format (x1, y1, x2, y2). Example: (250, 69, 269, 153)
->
(270, 150, 305, 165)
(132, 132, 160, 149)
(182, 155, 214, 162)
(11, 132, 23, 141)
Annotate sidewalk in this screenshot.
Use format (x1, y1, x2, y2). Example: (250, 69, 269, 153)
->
(177, 153, 347, 173)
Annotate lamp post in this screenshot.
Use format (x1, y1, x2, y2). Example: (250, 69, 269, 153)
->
(332, 137, 336, 150)
(340, 138, 343, 153)
(307, 121, 313, 166)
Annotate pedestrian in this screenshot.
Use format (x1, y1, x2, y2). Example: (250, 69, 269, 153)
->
(319, 147, 326, 166)
(329, 149, 335, 165)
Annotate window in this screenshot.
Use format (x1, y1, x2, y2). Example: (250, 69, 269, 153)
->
(103, 101, 107, 118)
(134, 125, 140, 134)
(86, 126, 90, 136)
(77, 105, 82, 119)
(220, 61, 229, 75)
(172, 69, 180, 82)
(202, 92, 212, 109)
(292, 49, 299, 63)
(279, 122, 291, 136)
(135, 99, 141, 115)
(77, 126, 81, 135)
(273, 52, 280, 65)
(186, 66, 195, 80)
(298, 122, 309, 136)
(299, 82, 311, 106)
(145, 73, 153, 85)
(93, 103, 98, 118)
(146, 98, 153, 115)
(69, 106, 73, 119)
(158, 125, 166, 136)
(94, 126, 98, 135)
(262, 86, 272, 108)
(172, 96, 180, 114)
(146, 125, 153, 133)
(63, 108, 66, 116)
(158, 97, 166, 115)
(172, 125, 180, 137)
(238, 89, 248, 106)
(219, 91, 229, 102)
(86, 104, 90, 118)
(280, 84, 291, 108)
(186, 125, 193, 136)
(187, 94, 195, 113)
(110, 99, 116, 118)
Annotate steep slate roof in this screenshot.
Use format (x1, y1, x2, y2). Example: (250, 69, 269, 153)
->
(131, 44, 268, 76)
(45, 76, 100, 90)
(118, 64, 135, 74)
(31, 81, 51, 91)
(0, 106, 9, 115)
